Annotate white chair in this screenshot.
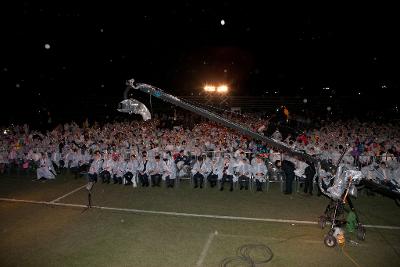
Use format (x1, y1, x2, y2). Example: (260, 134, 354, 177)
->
(176, 165, 192, 188)
(266, 172, 284, 192)
(265, 162, 284, 192)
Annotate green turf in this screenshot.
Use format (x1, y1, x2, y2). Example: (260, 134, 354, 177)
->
(0, 172, 399, 266)
(0, 172, 86, 201)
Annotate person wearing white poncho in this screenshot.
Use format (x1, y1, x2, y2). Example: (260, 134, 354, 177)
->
(137, 151, 150, 187)
(88, 151, 102, 183)
(237, 157, 251, 190)
(191, 156, 208, 189)
(220, 156, 235, 192)
(162, 152, 176, 188)
(148, 154, 163, 187)
(51, 149, 62, 174)
(252, 156, 267, 191)
(207, 156, 219, 188)
(124, 154, 139, 187)
(112, 155, 125, 184)
(36, 153, 56, 180)
(101, 153, 113, 184)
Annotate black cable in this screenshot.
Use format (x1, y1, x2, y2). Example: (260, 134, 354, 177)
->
(220, 243, 273, 267)
(220, 256, 253, 267)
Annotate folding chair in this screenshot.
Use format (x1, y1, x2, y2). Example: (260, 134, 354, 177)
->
(266, 172, 284, 192)
(295, 175, 307, 193)
(176, 165, 192, 188)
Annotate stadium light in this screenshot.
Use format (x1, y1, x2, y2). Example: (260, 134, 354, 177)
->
(217, 85, 228, 93)
(204, 84, 229, 93)
(204, 85, 216, 92)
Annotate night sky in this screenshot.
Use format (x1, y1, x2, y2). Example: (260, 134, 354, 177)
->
(1, 2, 399, 126)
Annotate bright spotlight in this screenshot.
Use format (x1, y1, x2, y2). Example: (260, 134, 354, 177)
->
(217, 85, 228, 93)
(204, 85, 216, 92)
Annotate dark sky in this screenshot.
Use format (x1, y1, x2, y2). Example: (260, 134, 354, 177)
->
(1, 2, 399, 125)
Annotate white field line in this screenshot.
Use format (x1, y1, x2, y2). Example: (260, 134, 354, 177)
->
(196, 231, 217, 267)
(0, 198, 86, 208)
(49, 184, 87, 203)
(1, 197, 400, 230)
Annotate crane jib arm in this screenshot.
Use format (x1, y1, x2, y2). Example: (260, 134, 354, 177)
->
(128, 79, 317, 164)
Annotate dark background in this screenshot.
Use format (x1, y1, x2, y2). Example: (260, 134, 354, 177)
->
(1, 2, 399, 127)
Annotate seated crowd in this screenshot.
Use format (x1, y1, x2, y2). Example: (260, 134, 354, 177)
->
(0, 116, 399, 194)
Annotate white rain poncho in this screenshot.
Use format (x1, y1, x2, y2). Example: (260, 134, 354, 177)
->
(326, 165, 363, 200)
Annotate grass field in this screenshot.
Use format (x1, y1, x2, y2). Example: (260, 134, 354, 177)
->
(0, 171, 400, 267)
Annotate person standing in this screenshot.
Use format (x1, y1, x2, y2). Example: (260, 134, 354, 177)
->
(304, 161, 316, 195)
(282, 157, 296, 194)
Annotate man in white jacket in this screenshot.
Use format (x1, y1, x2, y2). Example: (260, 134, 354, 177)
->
(124, 154, 138, 187)
(100, 153, 113, 184)
(191, 156, 208, 189)
(112, 155, 125, 185)
(51, 149, 62, 174)
(220, 155, 235, 191)
(148, 154, 163, 187)
(88, 151, 103, 183)
(252, 156, 267, 191)
(162, 152, 176, 188)
(207, 156, 219, 188)
(237, 157, 251, 190)
(138, 151, 150, 187)
(36, 152, 56, 181)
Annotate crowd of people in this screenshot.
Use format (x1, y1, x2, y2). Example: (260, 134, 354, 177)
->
(0, 115, 399, 194)
(271, 119, 400, 192)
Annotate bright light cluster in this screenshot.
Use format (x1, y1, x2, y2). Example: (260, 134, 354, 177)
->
(204, 84, 229, 93)
(217, 85, 228, 93)
(204, 85, 216, 92)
